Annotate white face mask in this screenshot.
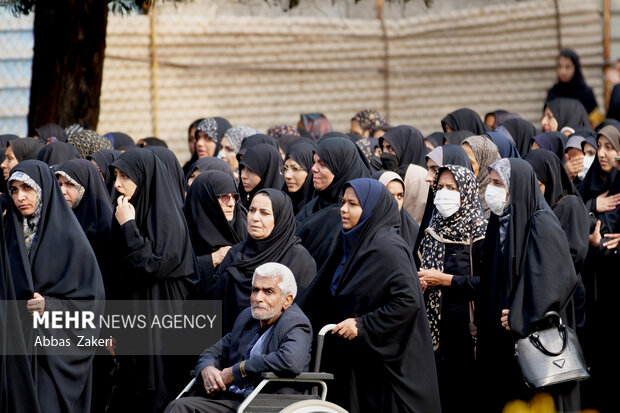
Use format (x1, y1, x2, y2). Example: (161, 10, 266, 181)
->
(485, 184, 509, 216)
(578, 155, 595, 180)
(434, 188, 461, 217)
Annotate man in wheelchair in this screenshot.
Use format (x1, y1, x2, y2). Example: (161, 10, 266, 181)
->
(165, 262, 313, 413)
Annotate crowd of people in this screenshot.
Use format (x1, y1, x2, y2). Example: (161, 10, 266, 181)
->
(1, 49, 620, 413)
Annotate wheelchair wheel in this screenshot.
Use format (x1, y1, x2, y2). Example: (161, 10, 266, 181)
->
(278, 399, 348, 413)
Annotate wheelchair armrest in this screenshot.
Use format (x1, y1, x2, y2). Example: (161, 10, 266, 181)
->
(260, 372, 334, 381)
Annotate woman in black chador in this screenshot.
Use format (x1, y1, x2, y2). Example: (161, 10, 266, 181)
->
(3, 160, 105, 413)
(209, 188, 316, 334)
(184, 170, 247, 296)
(477, 158, 579, 412)
(106, 148, 195, 413)
(299, 178, 441, 413)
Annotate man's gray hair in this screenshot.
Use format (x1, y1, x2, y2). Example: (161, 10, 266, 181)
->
(253, 263, 297, 299)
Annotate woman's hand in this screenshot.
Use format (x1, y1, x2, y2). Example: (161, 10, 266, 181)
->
(418, 268, 453, 289)
(596, 191, 620, 213)
(602, 233, 620, 250)
(212, 246, 232, 267)
(589, 220, 602, 247)
(333, 318, 358, 340)
(500, 309, 510, 331)
(27, 292, 45, 316)
(115, 195, 135, 226)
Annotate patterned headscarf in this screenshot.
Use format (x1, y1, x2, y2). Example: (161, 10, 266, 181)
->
(419, 164, 487, 350)
(463, 135, 501, 218)
(67, 129, 113, 158)
(7, 171, 43, 254)
(64, 123, 86, 139)
(223, 126, 260, 153)
(488, 158, 511, 190)
(351, 109, 389, 137)
(195, 118, 220, 144)
(267, 124, 300, 140)
(54, 171, 86, 209)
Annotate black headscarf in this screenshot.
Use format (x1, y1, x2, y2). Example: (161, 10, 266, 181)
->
(284, 143, 315, 215)
(531, 132, 566, 163)
(547, 49, 598, 113)
(186, 156, 235, 182)
(239, 143, 284, 208)
(379, 125, 428, 178)
(35, 123, 67, 144)
(442, 108, 489, 135)
(109, 149, 194, 285)
(323, 131, 372, 171)
(36, 142, 81, 166)
(608, 84, 620, 121)
(295, 137, 371, 268)
(3, 160, 105, 412)
(485, 131, 521, 159)
(104, 132, 135, 151)
(184, 171, 247, 295)
(545, 98, 590, 131)
(425, 132, 445, 149)
(524, 149, 575, 206)
(236, 133, 279, 160)
(210, 189, 316, 333)
(54, 159, 113, 265)
(86, 149, 121, 198)
(8, 138, 45, 162)
(145, 146, 187, 204)
(524, 149, 589, 274)
(497, 118, 537, 158)
(444, 130, 474, 145)
(297, 178, 441, 412)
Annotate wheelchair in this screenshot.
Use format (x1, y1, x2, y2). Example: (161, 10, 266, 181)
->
(176, 324, 348, 413)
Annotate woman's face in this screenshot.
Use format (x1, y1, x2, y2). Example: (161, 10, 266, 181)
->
(1, 146, 18, 180)
(597, 136, 618, 173)
(114, 168, 137, 198)
(340, 186, 363, 230)
(240, 166, 261, 193)
(489, 169, 508, 195)
(424, 139, 435, 152)
(57, 175, 80, 208)
(247, 193, 275, 240)
(195, 130, 216, 158)
(218, 193, 237, 222)
(381, 139, 396, 155)
(187, 169, 201, 186)
(425, 158, 440, 185)
(283, 158, 308, 193)
(311, 153, 334, 191)
(461, 142, 479, 177)
(583, 142, 596, 157)
(557, 56, 575, 83)
(219, 137, 239, 171)
(541, 107, 559, 132)
(386, 180, 404, 212)
(9, 180, 38, 216)
(537, 179, 546, 196)
(436, 170, 459, 193)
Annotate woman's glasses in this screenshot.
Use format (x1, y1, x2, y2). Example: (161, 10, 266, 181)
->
(217, 193, 240, 204)
(281, 165, 306, 174)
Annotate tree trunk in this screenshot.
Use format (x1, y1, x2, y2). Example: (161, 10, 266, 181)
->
(27, 0, 108, 135)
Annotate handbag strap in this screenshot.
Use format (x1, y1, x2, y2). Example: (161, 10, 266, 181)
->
(468, 226, 477, 340)
(529, 324, 568, 357)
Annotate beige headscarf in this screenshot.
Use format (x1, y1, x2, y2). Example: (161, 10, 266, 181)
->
(402, 164, 429, 224)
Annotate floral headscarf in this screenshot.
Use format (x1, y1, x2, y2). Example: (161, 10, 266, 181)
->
(223, 126, 260, 153)
(7, 171, 43, 254)
(196, 118, 220, 144)
(67, 129, 113, 158)
(267, 124, 300, 140)
(463, 135, 501, 218)
(351, 109, 389, 137)
(419, 164, 487, 350)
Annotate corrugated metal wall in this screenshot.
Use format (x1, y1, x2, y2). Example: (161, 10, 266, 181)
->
(98, 0, 605, 163)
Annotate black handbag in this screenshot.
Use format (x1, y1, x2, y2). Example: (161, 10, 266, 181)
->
(514, 311, 590, 389)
